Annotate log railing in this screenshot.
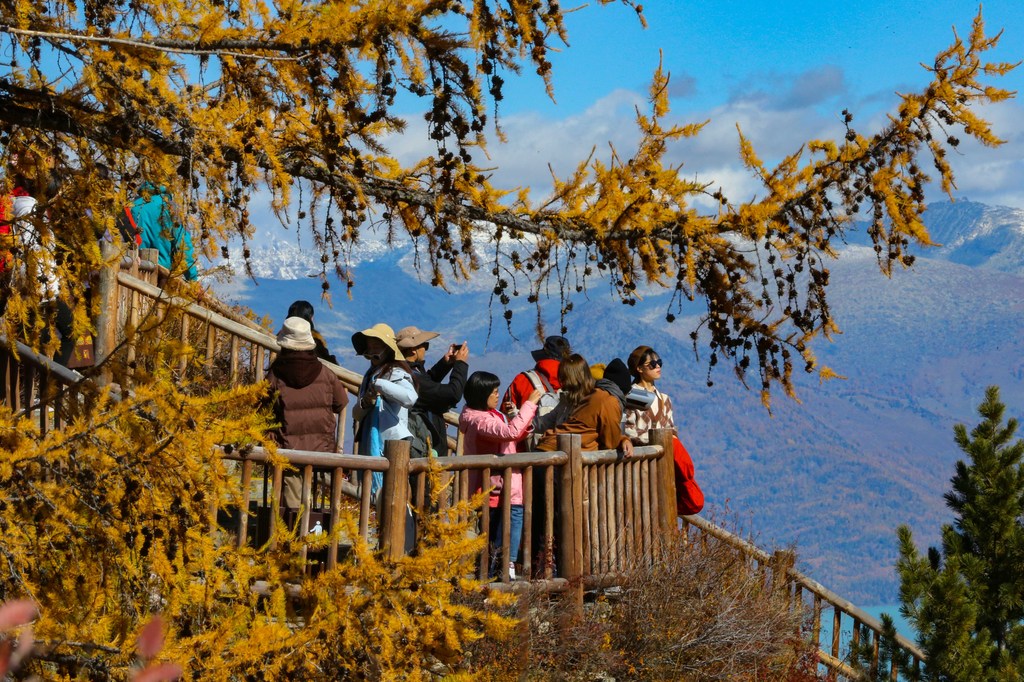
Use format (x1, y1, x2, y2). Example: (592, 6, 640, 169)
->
(1, 253, 926, 679)
(682, 514, 925, 679)
(215, 432, 677, 609)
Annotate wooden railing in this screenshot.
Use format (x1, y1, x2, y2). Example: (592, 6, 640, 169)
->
(1, 252, 927, 679)
(682, 514, 925, 679)
(216, 431, 676, 611)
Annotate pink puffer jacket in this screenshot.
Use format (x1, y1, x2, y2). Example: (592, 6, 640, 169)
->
(459, 401, 537, 507)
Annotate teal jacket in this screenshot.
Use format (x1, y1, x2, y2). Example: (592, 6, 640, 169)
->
(129, 184, 198, 280)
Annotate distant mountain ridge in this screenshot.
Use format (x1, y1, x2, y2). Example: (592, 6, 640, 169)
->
(921, 200, 1024, 272)
(210, 199, 1024, 604)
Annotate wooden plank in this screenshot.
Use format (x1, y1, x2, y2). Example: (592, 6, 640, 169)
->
(237, 460, 253, 548)
(329, 466, 343, 569)
(521, 466, 533, 580)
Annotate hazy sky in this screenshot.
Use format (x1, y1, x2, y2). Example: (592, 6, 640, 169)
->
(389, 1, 1024, 211)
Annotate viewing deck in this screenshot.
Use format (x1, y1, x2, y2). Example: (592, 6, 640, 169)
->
(0, 248, 925, 679)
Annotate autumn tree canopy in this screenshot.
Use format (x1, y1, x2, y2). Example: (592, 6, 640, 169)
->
(0, 0, 1016, 401)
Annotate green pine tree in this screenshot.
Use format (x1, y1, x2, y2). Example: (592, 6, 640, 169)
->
(876, 386, 1024, 681)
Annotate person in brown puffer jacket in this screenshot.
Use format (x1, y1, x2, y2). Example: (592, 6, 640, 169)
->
(266, 316, 349, 509)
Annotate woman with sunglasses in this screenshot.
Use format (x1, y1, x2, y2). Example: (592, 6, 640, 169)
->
(624, 346, 674, 445)
(625, 345, 704, 515)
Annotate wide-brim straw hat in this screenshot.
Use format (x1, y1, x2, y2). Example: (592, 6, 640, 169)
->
(352, 323, 402, 359)
(277, 316, 316, 351)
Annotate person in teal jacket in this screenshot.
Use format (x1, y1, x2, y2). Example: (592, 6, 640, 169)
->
(125, 183, 199, 280)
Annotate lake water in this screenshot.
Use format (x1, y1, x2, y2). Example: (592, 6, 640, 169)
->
(813, 603, 917, 676)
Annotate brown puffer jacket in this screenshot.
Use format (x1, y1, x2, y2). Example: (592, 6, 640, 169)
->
(266, 349, 349, 452)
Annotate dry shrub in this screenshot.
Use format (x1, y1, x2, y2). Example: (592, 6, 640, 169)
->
(609, 533, 806, 680)
(466, 526, 826, 681)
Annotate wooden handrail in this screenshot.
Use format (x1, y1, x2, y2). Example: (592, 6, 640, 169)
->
(682, 513, 926, 672)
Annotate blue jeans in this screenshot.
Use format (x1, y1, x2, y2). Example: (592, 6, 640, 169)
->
(490, 504, 524, 567)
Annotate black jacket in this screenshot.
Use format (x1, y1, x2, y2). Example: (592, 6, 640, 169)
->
(409, 357, 468, 457)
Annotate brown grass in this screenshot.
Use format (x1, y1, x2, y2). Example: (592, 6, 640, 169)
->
(464, 527, 826, 681)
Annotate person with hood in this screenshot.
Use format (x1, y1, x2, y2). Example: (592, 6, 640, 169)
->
(594, 358, 632, 416)
(396, 325, 468, 458)
(266, 317, 349, 509)
(121, 183, 199, 280)
(459, 371, 543, 580)
(287, 299, 337, 364)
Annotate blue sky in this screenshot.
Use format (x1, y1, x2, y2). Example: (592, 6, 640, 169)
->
(393, 1, 1024, 212)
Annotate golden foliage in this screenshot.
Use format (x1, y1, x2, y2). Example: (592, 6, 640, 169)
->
(0, 371, 515, 679)
(0, 4, 1015, 402)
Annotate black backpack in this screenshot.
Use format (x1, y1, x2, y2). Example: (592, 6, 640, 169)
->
(408, 409, 435, 458)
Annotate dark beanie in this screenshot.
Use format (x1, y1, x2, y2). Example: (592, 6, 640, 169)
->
(603, 358, 632, 395)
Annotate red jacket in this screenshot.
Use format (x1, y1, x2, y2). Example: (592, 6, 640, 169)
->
(502, 358, 561, 413)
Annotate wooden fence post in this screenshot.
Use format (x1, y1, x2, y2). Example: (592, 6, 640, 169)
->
(93, 241, 120, 386)
(380, 439, 410, 560)
(139, 248, 160, 286)
(649, 428, 677, 543)
(558, 433, 584, 615)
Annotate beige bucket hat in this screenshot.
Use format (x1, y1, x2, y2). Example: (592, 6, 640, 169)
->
(277, 316, 316, 351)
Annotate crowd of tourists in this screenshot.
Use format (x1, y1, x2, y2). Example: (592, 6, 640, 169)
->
(266, 308, 704, 579)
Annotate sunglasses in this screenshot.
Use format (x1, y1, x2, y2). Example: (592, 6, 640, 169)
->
(645, 358, 664, 369)
(362, 351, 386, 362)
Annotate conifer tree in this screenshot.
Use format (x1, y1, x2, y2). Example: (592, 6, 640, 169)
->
(877, 386, 1024, 680)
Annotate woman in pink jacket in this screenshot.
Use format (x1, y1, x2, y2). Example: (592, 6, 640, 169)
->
(459, 371, 542, 579)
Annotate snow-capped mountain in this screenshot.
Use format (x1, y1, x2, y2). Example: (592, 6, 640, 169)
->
(219, 235, 397, 280)
(912, 199, 1024, 272)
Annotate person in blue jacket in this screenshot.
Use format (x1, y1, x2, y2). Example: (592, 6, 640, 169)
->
(123, 183, 199, 280)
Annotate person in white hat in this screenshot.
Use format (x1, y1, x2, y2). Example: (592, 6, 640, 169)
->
(266, 317, 349, 509)
(396, 325, 469, 458)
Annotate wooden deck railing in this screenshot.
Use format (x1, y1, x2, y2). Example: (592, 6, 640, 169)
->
(682, 514, 925, 679)
(1, 253, 927, 680)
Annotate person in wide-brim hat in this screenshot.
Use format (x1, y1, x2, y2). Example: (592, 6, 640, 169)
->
(352, 323, 402, 359)
(395, 325, 440, 350)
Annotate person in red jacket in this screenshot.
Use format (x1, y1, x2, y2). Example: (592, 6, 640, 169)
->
(501, 335, 570, 421)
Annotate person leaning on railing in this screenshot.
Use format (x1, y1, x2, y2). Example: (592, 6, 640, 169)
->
(530, 354, 633, 577)
(459, 371, 543, 580)
(265, 317, 349, 509)
(623, 345, 704, 516)
(535, 354, 634, 457)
